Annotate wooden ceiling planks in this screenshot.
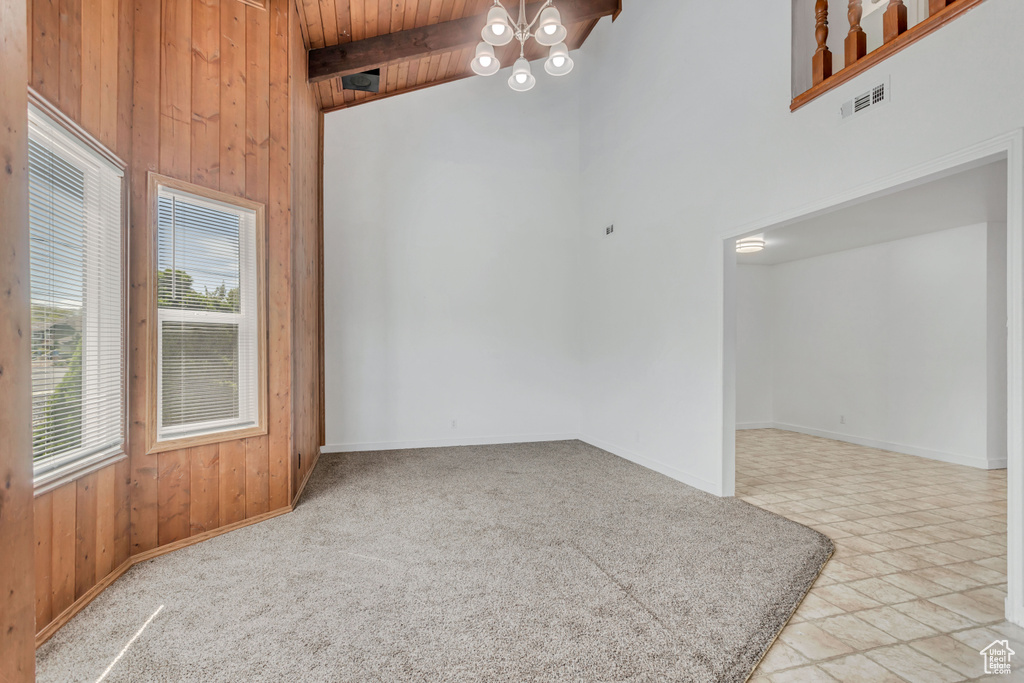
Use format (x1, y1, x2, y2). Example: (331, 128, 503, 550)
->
(298, 0, 606, 111)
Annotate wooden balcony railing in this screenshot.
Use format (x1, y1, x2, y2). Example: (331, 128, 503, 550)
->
(792, 0, 987, 111)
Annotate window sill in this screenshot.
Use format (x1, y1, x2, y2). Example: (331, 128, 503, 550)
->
(791, 0, 987, 112)
(34, 448, 128, 497)
(148, 424, 267, 455)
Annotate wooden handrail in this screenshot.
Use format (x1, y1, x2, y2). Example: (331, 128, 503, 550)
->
(793, 0, 987, 112)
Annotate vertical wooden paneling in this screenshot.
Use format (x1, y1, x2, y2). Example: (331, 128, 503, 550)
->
(290, 0, 323, 495)
(26, 0, 134, 642)
(95, 466, 117, 579)
(267, 0, 292, 511)
(51, 483, 77, 616)
(129, 0, 161, 556)
(159, 0, 191, 179)
(58, 0, 82, 119)
(220, 0, 246, 196)
(114, 459, 131, 567)
(74, 473, 98, 599)
(190, 0, 219, 189)
(32, 0, 61, 102)
(245, 3, 270, 204)
(189, 444, 220, 533)
(34, 494, 54, 631)
(115, 0, 133, 158)
(157, 452, 191, 545)
(80, 0, 102, 134)
(245, 435, 270, 517)
(219, 440, 246, 525)
(0, 0, 34, 671)
(29, 0, 322, 644)
(98, 0, 120, 148)
(34, 463, 130, 638)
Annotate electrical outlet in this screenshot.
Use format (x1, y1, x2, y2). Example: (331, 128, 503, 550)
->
(840, 415, 846, 425)
(605, 224, 614, 236)
(451, 419, 457, 430)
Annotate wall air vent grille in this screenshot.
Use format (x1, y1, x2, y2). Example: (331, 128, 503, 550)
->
(841, 78, 890, 120)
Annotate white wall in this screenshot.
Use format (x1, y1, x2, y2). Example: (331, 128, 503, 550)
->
(735, 266, 773, 428)
(577, 0, 1023, 495)
(321, 0, 1024, 487)
(321, 72, 582, 451)
(736, 224, 1006, 469)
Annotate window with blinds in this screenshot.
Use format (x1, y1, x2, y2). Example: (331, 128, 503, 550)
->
(28, 103, 125, 483)
(155, 185, 260, 444)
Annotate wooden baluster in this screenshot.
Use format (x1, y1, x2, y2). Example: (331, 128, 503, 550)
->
(883, 0, 908, 43)
(813, 0, 833, 85)
(845, 0, 867, 67)
(930, 0, 952, 16)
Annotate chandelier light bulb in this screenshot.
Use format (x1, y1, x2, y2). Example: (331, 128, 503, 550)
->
(471, 42, 501, 76)
(544, 42, 574, 76)
(508, 57, 536, 92)
(535, 6, 566, 46)
(482, 6, 513, 46)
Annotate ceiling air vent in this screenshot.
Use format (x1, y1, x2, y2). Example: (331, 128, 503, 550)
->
(341, 69, 381, 93)
(841, 79, 890, 120)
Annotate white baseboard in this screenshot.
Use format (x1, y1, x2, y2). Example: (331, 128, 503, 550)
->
(320, 433, 580, 454)
(737, 422, 775, 430)
(765, 422, 1005, 470)
(579, 435, 722, 496)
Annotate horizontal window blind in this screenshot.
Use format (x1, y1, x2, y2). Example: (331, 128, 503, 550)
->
(28, 104, 124, 480)
(156, 188, 258, 442)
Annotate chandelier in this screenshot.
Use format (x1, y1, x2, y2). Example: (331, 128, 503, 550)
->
(470, 0, 574, 92)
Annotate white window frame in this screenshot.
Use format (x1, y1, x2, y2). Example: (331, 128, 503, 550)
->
(148, 174, 267, 453)
(28, 90, 128, 495)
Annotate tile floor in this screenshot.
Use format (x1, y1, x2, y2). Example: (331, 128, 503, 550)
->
(738, 429, 1018, 683)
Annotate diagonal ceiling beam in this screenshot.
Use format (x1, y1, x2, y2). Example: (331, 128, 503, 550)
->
(308, 0, 620, 84)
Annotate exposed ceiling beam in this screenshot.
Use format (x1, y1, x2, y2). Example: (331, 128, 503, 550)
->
(321, 18, 601, 114)
(308, 0, 620, 84)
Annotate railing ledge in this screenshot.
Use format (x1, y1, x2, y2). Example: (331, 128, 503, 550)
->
(791, 0, 988, 113)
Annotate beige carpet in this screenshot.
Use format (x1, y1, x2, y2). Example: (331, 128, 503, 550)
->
(36, 440, 832, 682)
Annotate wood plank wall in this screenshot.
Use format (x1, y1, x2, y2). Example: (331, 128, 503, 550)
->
(26, 0, 323, 642)
(290, 3, 323, 490)
(1, 0, 36, 675)
(128, 0, 296, 556)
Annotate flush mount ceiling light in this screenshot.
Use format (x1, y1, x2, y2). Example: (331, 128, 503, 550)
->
(472, 0, 574, 91)
(736, 234, 766, 254)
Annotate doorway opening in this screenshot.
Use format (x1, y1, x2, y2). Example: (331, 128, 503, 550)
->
(721, 133, 1024, 639)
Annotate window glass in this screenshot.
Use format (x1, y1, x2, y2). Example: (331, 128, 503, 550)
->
(29, 104, 124, 481)
(155, 189, 259, 442)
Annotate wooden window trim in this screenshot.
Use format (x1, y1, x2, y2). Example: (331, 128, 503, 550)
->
(28, 88, 130, 494)
(146, 173, 269, 455)
(791, 0, 987, 112)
